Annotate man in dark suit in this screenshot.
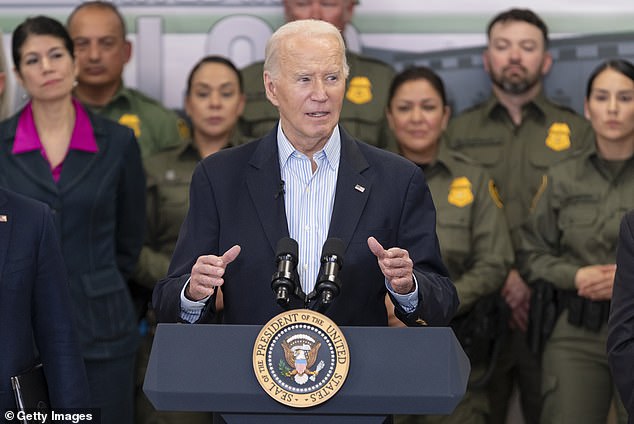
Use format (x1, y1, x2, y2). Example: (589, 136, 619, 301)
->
(607, 210, 634, 418)
(0, 187, 89, 414)
(153, 19, 457, 327)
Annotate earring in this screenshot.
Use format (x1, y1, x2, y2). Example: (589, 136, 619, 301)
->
(21, 91, 29, 100)
(73, 79, 78, 88)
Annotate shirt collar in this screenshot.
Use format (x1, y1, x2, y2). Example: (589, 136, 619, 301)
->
(12, 98, 98, 155)
(486, 91, 547, 122)
(109, 83, 132, 107)
(277, 123, 341, 172)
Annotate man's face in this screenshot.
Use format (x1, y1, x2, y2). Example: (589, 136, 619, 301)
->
(68, 6, 131, 89)
(484, 20, 552, 95)
(284, 0, 354, 32)
(264, 34, 345, 155)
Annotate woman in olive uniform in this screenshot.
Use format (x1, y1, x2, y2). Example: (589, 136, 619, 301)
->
(517, 59, 634, 424)
(134, 55, 247, 424)
(385, 66, 514, 424)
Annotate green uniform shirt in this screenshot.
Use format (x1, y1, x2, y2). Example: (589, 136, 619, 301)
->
(425, 141, 514, 313)
(133, 131, 246, 288)
(82, 85, 188, 158)
(240, 51, 395, 148)
(517, 142, 634, 290)
(444, 92, 593, 247)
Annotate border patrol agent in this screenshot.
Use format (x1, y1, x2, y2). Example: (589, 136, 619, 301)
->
(444, 9, 592, 424)
(517, 139, 632, 424)
(385, 67, 513, 424)
(67, 1, 187, 158)
(516, 59, 633, 424)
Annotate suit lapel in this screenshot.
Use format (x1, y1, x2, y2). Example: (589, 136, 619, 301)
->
(58, 149, 99, 193)
(328, 130, 371, 252)
(12, 151, 58, 195)
(58, 111, 103, 193)
(246, 129, 289, 253)
(0, 190, 11, 281)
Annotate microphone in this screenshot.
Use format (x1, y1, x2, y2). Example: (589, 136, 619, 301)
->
(314, 238, 345, 313)
(271, 237, 300, 309)
(274, 180, 285, 199)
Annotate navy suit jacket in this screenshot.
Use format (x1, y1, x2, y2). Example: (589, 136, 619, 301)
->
(0, 188, 89, 413)
(153, 126, 458, 327)
(608, 210, 634, 418)
(0, 107, 146, 360)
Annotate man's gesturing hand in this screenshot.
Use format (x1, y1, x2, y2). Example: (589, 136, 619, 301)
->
(367, 236, 415, 295)
(186, 245, 241, 301)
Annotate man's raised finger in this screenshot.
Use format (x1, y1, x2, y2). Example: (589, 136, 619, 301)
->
(221, 245, 241, 265)
(367, 236, 386, 259)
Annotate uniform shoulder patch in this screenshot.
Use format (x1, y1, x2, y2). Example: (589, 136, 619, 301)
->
(488, 179, 503, 209)
(530, 175, 548, 213)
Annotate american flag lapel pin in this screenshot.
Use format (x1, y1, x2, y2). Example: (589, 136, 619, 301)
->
(0, 215, 7, 222)
(354, 184, 365, 193)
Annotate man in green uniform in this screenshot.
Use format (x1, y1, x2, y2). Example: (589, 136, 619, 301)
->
(67, 1, 187, 158)
(240, 0, 395, 149)
(444, 8, 592, 424)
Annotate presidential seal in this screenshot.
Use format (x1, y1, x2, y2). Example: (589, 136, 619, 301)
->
(253, 309, 350, 408)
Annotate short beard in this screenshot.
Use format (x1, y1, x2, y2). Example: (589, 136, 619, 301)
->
(490, 70, 540, 96)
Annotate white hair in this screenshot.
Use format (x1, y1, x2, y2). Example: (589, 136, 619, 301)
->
(264, 19, 349, 81)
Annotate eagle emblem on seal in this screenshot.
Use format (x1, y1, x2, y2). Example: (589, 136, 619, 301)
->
(279, 334, 325, 385)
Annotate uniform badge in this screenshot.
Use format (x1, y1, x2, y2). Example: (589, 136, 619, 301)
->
(488, 179, 503, 208)
(448, 176, 474, 207)
(0, 214, 7, 222)
(253, 309, 350, 407)
(118, 114, 141, 138)
(346, 76, 373, 105)
(545, 122, 571, 152)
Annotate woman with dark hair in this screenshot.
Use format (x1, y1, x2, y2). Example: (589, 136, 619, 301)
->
(0, 16, 145, 424)
(133, 55, 246, 424)
(386, 66, 514, 424)
(517, 59, 634, 423)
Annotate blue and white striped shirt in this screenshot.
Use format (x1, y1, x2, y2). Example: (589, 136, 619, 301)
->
(277, 124, 340, 295)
